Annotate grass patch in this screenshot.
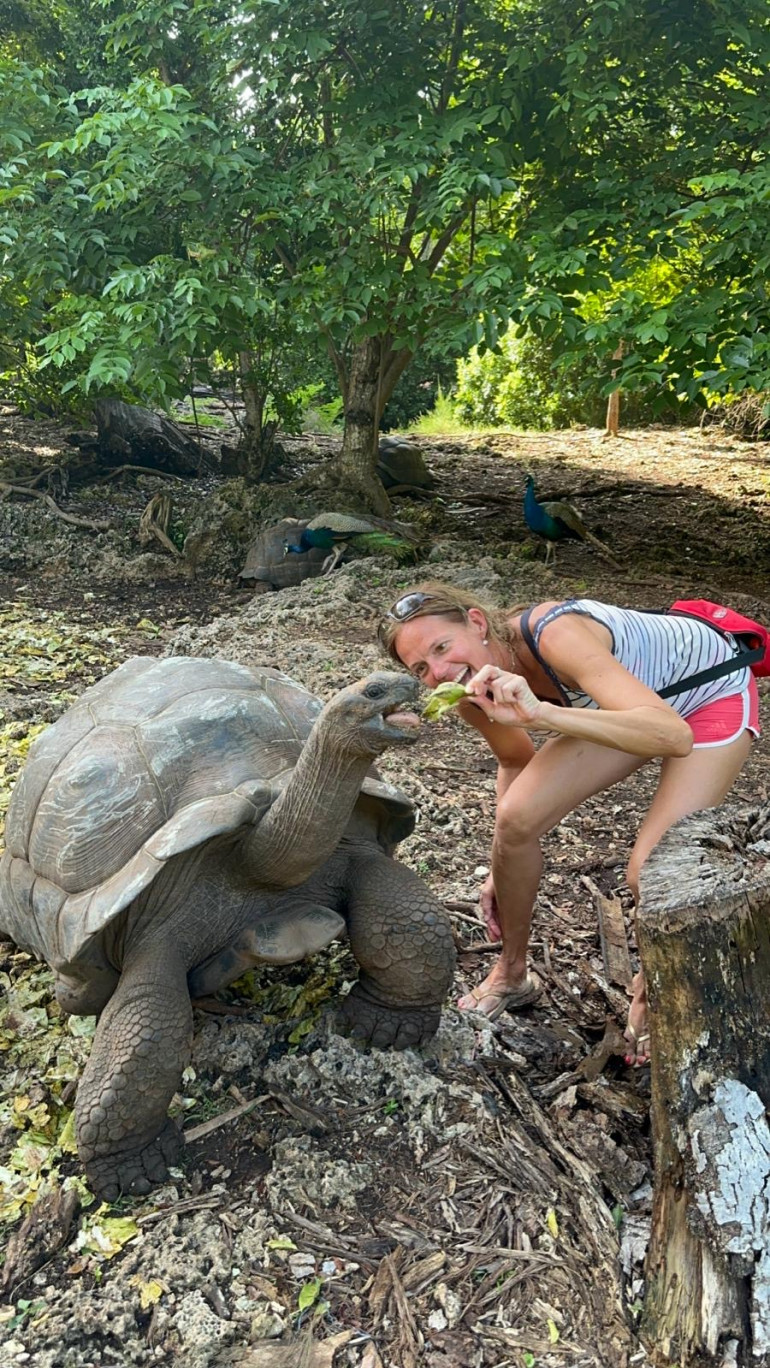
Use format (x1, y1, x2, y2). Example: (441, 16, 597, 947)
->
(411, 389, 527, 438)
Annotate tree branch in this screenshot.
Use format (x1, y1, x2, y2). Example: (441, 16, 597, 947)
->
(379, 348, 413, 413)
(321, 323, 349, 405)
(439, 0, 466, 115)
(0, 484, 109, 530)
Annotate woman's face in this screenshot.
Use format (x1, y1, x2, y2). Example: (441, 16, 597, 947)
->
(394, 609, 490, 690)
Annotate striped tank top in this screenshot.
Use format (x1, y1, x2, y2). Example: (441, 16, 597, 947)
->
(529, 599, 751, 717)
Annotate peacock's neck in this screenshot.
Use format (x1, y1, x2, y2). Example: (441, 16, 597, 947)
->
(240, 722, 371, 889)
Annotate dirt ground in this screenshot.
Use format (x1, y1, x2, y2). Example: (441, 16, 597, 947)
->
(0, 410, 769, 1368)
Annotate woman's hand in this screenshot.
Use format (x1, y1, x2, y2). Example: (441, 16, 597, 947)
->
(466, 664, 546, 729)
(480, 872, 501, 940)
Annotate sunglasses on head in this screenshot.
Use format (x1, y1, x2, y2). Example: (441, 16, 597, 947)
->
(383, 591, 437, 623)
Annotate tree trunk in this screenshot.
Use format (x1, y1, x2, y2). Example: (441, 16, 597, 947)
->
(637, 804, 770, 1366)
(339, 336, 391, 514)
(237, 351, 280, 483)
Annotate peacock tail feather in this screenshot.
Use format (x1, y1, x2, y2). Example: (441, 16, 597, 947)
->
(349, 532, 415, 562)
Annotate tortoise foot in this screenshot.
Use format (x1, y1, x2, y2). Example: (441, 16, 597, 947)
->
(337, 985, 440, 1049)
(83, 1119, 182, 1202)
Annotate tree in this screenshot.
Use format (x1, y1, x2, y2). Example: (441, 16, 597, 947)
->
(3, 1, 770, 507)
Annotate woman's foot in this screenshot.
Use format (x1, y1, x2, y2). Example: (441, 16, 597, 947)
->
(458, 969, 542, 1021)
(624, 971, 650, 1065)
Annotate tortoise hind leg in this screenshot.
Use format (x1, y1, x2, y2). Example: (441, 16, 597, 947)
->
(75, 944, 192, 1201)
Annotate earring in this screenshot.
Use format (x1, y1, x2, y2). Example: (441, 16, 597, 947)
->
(482, 638, 488, 645)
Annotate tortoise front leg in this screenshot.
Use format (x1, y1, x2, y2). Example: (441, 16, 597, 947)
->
(339, 853, 456, 1048)
(75, 945, 192, 1201)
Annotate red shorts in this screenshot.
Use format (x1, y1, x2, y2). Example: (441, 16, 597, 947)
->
(685, 677, 761, 748)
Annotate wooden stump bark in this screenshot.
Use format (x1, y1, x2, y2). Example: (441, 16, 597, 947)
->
(637, 805, 770, 1366)
(93, 397, 205, 476)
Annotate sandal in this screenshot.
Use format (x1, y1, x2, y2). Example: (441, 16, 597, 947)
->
(623, 1023, 651, 1067)
(458, 971, 542, 1021)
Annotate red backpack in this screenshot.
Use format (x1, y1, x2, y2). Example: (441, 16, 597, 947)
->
(660, 599, 770, 698)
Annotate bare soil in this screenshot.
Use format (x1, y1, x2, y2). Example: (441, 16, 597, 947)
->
(0, 410, 768, 1368)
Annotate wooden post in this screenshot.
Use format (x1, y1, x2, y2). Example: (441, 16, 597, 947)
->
(604, 341, 624, 437)
(637, 805, 770, 1366)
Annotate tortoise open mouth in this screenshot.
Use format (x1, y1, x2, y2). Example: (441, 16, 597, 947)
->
(382, 702, 421, 732)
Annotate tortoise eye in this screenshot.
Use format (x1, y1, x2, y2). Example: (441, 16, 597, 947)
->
(364, 681, 387, 699)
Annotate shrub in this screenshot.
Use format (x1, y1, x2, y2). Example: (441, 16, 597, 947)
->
(454, 327, 694, 430)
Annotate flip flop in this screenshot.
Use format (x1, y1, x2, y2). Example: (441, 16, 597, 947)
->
(458, 971, 543, 1021)
(623, 1023, 651, 1066)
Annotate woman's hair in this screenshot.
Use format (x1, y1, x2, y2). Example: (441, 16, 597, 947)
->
(377, 580, 516, 664)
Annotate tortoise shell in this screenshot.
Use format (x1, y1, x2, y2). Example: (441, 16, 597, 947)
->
(240, 518, 328, 589)
(0, 656, 414, 973)
(377, 437, 435, 490)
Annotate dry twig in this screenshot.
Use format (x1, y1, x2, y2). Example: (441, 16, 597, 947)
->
(0, 481, 109, 529)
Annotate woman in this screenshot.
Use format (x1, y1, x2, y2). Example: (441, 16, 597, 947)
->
(378, 582, 760, 1063)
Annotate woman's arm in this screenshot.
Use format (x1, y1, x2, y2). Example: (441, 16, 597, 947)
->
(467, 617, 694, 759)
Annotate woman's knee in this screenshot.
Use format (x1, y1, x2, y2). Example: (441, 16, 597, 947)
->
(495, 800, 542, 849)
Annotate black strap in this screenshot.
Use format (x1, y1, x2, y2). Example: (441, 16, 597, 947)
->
(519, 608, 572, 706)
(657, 639, 763, 698)
(520, 605, 761, 705)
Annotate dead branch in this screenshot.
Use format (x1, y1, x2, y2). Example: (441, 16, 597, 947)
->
(102, 463, 182, 482)
(0, 482, 110, 530)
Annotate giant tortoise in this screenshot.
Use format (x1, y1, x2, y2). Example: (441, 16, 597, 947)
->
(240, 517, 329, 590)
(0, 658, 455, 1199)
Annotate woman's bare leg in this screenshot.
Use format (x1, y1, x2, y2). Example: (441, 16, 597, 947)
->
(623, 729, 753, 1062)
(458, 735, 644, 1014)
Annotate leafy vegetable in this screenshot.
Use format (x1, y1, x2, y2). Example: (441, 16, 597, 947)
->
(421, 681, 469, 722)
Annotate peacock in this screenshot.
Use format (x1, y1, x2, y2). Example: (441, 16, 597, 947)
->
(523, 474, 621, 569)
(284, 512, 417, 574)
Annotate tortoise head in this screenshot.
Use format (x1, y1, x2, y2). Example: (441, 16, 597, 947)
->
(320, 671, 421, 757)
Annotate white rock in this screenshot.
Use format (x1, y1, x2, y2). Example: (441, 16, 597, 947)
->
(427, 1309, 448, 1331)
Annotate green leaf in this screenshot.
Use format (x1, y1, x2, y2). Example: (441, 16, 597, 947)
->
(421, 682, 468, 722)
(298, 1276, 322, 1310)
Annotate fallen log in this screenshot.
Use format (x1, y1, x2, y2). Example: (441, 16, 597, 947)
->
(88, 397, 206, 476)
(637, 805, 770, 1366)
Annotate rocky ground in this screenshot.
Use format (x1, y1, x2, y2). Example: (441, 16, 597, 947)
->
(0, 408, 769, 1368)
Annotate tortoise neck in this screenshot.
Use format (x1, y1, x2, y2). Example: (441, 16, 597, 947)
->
(241, 721, 373, 888)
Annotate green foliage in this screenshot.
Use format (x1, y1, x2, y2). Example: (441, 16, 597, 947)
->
(381, 352, 458, 430)
(2, 0, 770, 440)
(298, 384, 345, 434)
(455, 313, 696, 431)
(412, 387, 474, 437)
(456, 332, 574, 430)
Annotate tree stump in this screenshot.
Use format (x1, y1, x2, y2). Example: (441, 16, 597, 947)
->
(637, 805, 770, 1366)
(93, 397, 206, 476)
